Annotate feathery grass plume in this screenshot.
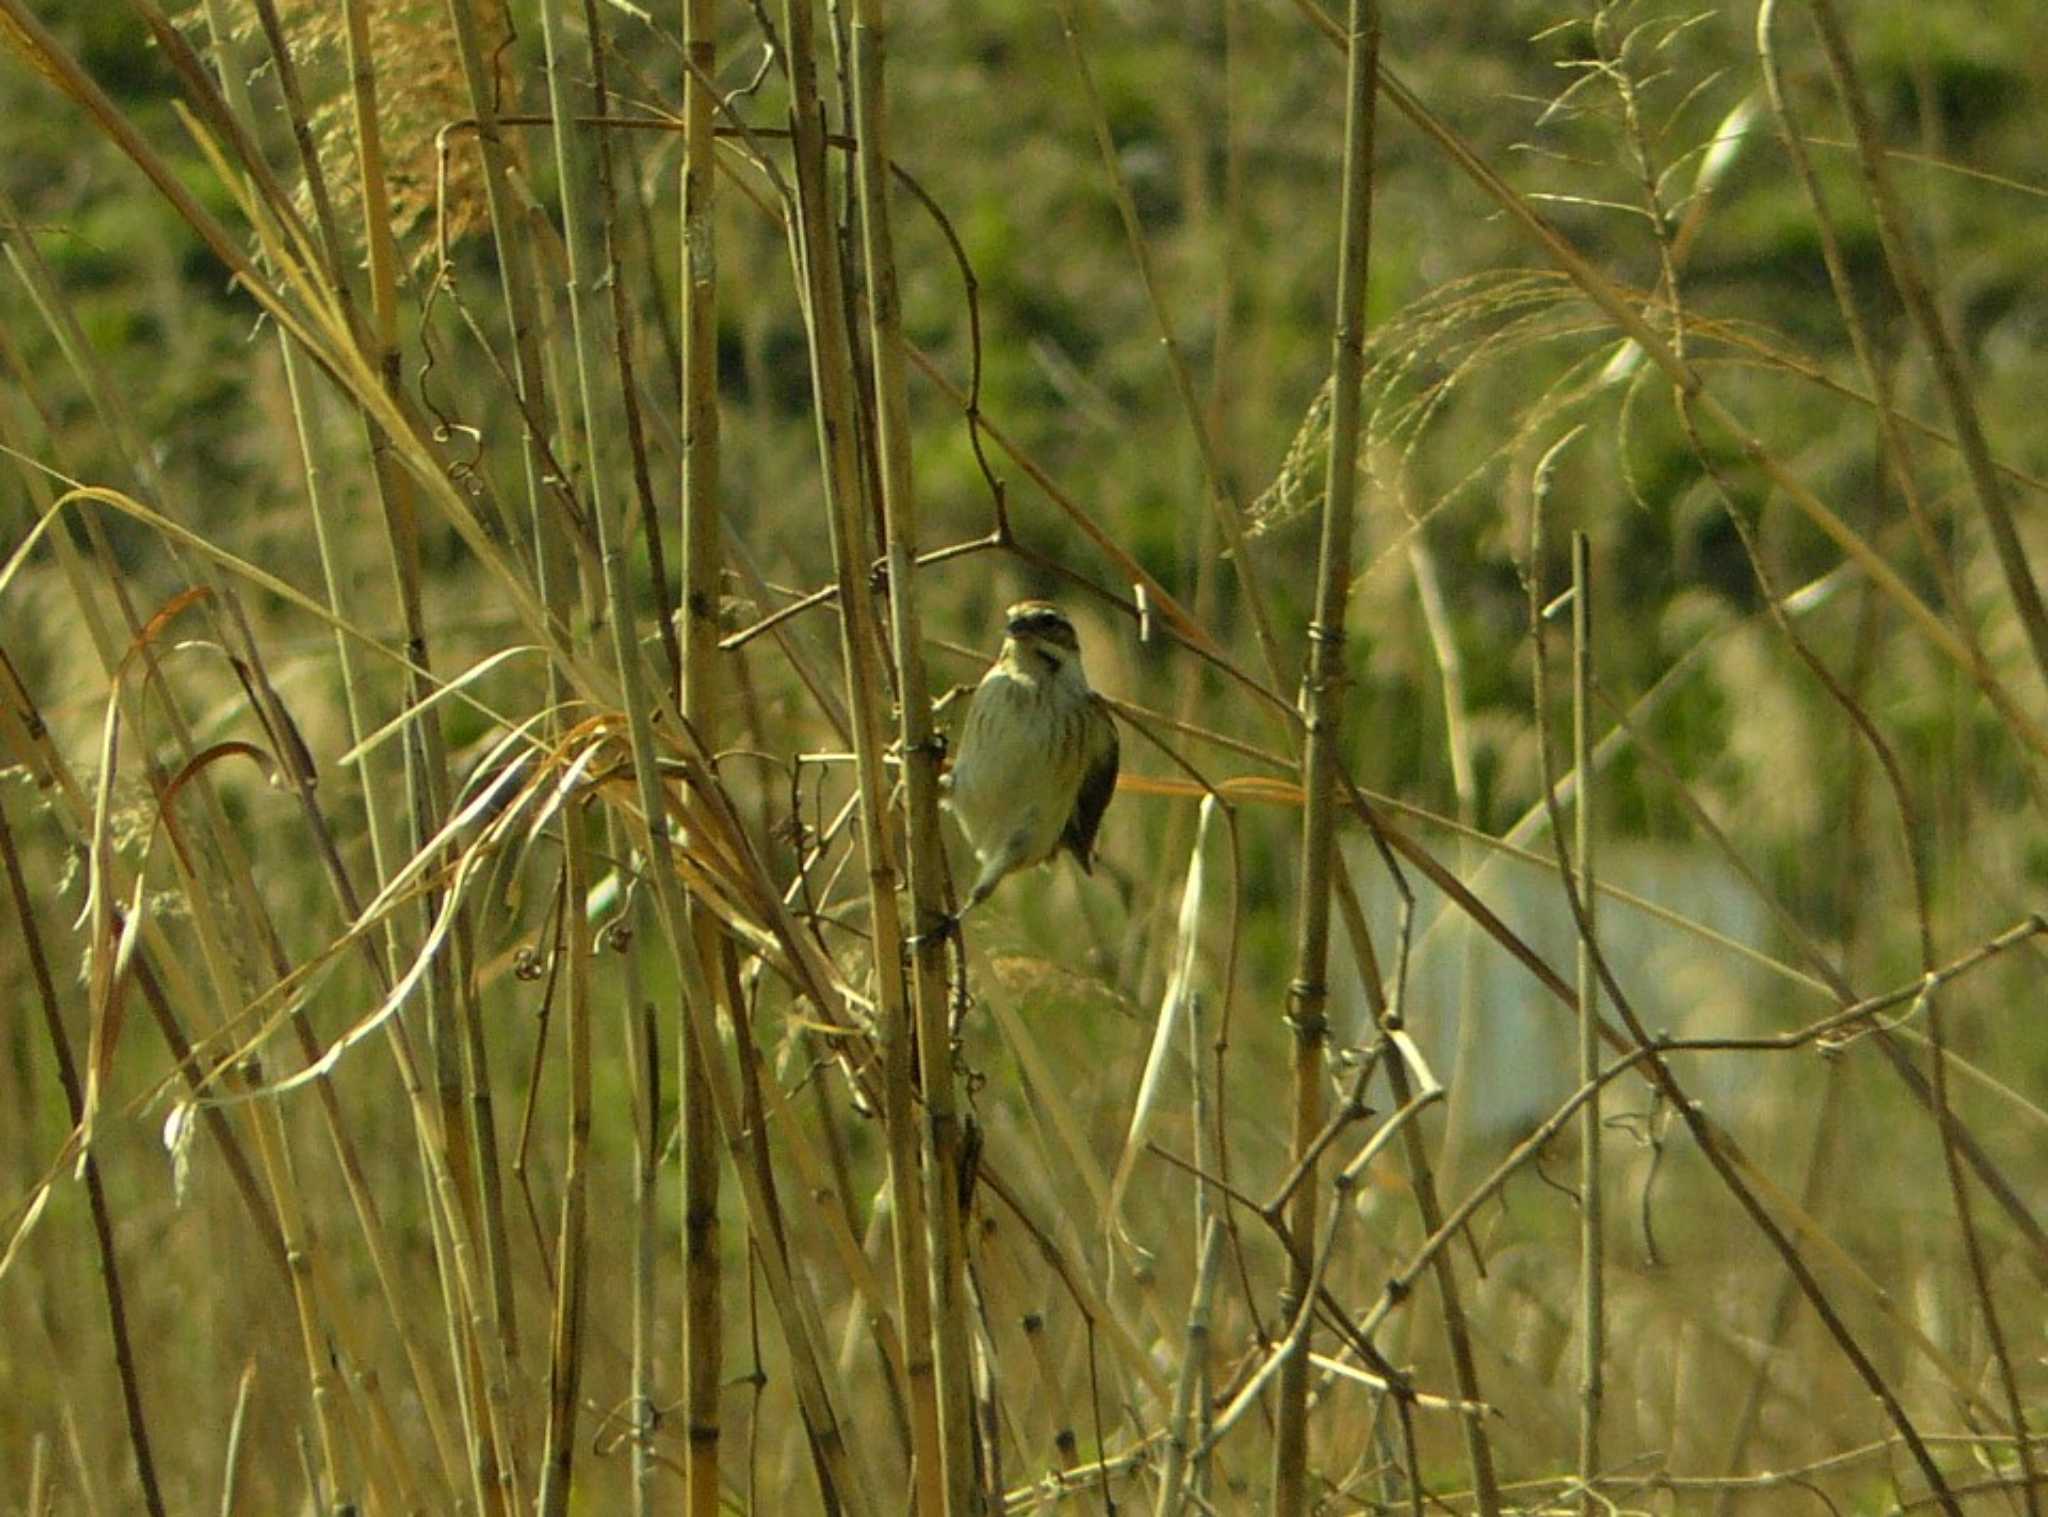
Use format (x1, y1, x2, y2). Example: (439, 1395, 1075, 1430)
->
(200, 0, 511, 257)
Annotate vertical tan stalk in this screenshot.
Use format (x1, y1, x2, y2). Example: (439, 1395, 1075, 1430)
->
(567, 4, 687, 1509)
(592, 439, 880, 1517)
(537, 821, 595, 1513)
(194, 9, 468, 1498)
(620, 917, 662, 1517)
(226, 0, 526, 1493)
(849, 0, 978, 1509)
(677, 2, 726, 1509)
(243, 1073, 352, 1504)
(425, 5, 551, 1500)
(522, 17, 876, 1506)
(341, 16, 509, 1505)
(1154, 1218, 1223, 1515)
(1570, 532, 1602, 1510)
(782, 0, 947, 1505)
(532, 0, 611, 1503)
(1188, 976, 1220, 1508)
(1273, 3, 1375, 1509)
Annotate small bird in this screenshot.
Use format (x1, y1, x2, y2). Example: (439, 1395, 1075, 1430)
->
(943, 599, 1120, 920)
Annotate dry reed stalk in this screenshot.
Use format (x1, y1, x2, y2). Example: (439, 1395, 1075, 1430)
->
(1152, 1217, 1223, 1515)
(9, 1, 2044, 1508)
(971, 1218, 1074, 1479)
(535, 89, 879, 1517)
(191, 14, 475, 1495)
(1569, 531, 1602, 1513)
(0, 656, 290, 1301)
(299, 8, 526, 1503)
(537, 818, 595, 1514)
(1594, 652, 2048, 1288)
(606, 728, 882, 1516)
(848, 0, 979, 1506)
(1287, 18, 2048, 1420)
(676, 1, 727, 1510)
(530, 12, 601, 1508)
(3, 10, 611, 1500)
(1338, 743, 2011, 1464)
(1271, 0, 1376, 1507)
(1667, 22, 2036, 1381)
(1752, 23, 2041, 1495)
(1185, 956, 1222, 1507)
(240, 1070, 351, 1504)
(0, 192, 305, 1211)
(1687, 346, 2039, 1517)
(244, 0, 355, 304)
(745, 1036, 914, 1409)
(529, 4, 689, 1511)
(778, 0, 950, 1505)
(419, 2, 561, 1490)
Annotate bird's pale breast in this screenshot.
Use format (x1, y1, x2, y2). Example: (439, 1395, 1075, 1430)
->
(949, 664, 1090, 870)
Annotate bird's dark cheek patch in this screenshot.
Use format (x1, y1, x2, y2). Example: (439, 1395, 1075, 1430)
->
(1036, 649, 1061, 673)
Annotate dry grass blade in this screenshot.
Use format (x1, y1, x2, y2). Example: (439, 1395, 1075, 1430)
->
(1105, 794, 1214, 1241)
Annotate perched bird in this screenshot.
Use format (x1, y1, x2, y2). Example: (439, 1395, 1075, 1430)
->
(943, 599, 1120, 919)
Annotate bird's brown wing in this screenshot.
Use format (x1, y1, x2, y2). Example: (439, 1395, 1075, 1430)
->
(1061, 701, 1120, 873)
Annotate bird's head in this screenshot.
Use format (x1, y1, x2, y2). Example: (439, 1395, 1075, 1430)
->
(1001, 599, 1084, 679)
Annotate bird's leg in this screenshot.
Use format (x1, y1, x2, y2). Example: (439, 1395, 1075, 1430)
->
(904, 909, 963, 953)
(905, 837, 1013, 952)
